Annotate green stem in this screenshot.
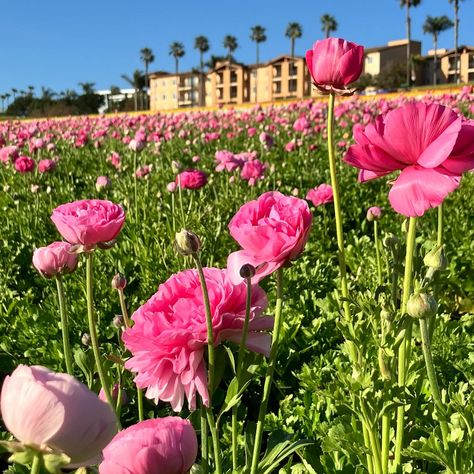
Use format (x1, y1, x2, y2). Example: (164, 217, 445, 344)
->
(178, 175, 186, 227)
(193, 254, 222, 473)
(250, 268, 284, 474)
(201, 404, 209, 474)
(134, 151, 138, 223)
(30, 454, 41, 474)
(232, 276, 252, 470)
(85, 253, 117, 423)
(381, 413, 390, 474)
(327, 92, 351, 320)
(394, 217, 417, 467)
(367, 425, 383, 474)
(55, 275, 73, 375)
(374, 221, 382, 285)
(137, 388, 144, 421)
(362, 424, 375, 474)
(419, 317, 449, 449)
(437, 204, 443, 246)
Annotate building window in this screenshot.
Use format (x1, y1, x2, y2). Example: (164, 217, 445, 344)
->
(230, 86, 237, 98)
(468, 72, 474, 82)
(162, 80, 165, 86)
(366, 56, 373, 64)
(173, 79, 176, 85)
(274, 65, 282, 77)
(230, 71, 238, 83)
(173, 93, 176, 99)
(469, 54, 474, 69)
(289, 62, 297, 76)
(162, 95, 166, 100)
(289, 79, 297, 92)
(274, 82, 281, 93)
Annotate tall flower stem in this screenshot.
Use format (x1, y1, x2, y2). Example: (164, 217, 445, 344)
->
(381, 413, 390, 474)
(178, 175, 186, 227)
(30, 454, 40, 474)
(374, 221, 382, 285)
(232, 276, 252, 470)
(394, 217, 417, 467)
(55, 275, 73, 375)
(133, 151, 138, 223)
(419, 317, 449, 449)
(201, 404, 209, 474)
(250, 268, 284, 474)
(327, 92, 351, 320)
(437, 204, 444, 246)
(118, 288, 144, 421)
(85, 253, 116, 421)
(193, 254, 222, 474)
(429, 204, 444, 341)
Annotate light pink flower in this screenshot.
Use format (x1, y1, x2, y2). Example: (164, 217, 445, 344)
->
(51, 199, 125, 246)
(306, 38, 364, 95)
(0, 365, 117, 466)
(344, 102, 474, 216)
(367, 206, 382, 221)
(166, 181, 177, 192)
(14, 156, 35, 173)
(123, 268, 271, 411)
(215, 150, 241, 172)
(33, 241, 78, 277)
(96, 176, 112, 191)
(306, 184, 334, 207)
(135, 165, 152, 179)
(129, 138, 145, 152)
(99, 417, 197, 474)
(240, 159, 266, 186)
(38, 159, 56, 173)
(227, 191, 312, 284)
(0, 146, 19, 164)
(99, 384, 127, 406)
(176, 169, 208, 190)
(107, 152, 121, 170)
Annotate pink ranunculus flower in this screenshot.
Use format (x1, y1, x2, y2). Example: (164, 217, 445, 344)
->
(306, 37, 364, 95)
(0, 365, 117, 466)
(99, 384, 127, 406)
(14, 155, 35, 173)
(240, 159, 266, 186)
(166, 181, 177, 193)
(176, 169, 208, 190)
(96, 176, 112, 191)
(0, 145, 19, 164)
(99, 417, 197, 474)
(306, 184, 334, 207)
(128, 138, 145, 152)
(367, 206, 382, 221)
(38, 159, 57, 173)
(227, 191, 312, 284)
(51, 199, 125, 246)
(107, 152, 121, 170)
(123, 268, 271, 411)
(32, 241, 78, 277)
(344, 102, 474, 217)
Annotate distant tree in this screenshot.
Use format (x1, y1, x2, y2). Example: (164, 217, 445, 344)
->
(399, 0, 422, 86)
(11, 88, 18, 100)
(121, 70, 146, 111)
(110, 85, 121, 96)
(78, 82, 96, 95)
(423, 15, 454, 85)
(250, 25, 267, 65)
(0, 94, 6, 112)
(449, 0, 465, 83)
(321, 14, 338, 38)
(140, 47, 155, 109)
(194, 36, 210, 73)
(169, 41, 185, 75)
(27, 85, 35, 96)
(223, 35, 238, 61)
(285, 22, 303, 58)
(205, 54, 233, 70)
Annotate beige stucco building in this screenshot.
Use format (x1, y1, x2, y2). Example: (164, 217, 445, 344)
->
(440, 46, 474, 83)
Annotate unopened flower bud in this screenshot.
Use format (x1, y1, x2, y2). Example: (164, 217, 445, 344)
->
(113, 314, 123, 328)
(424, 245, 447, 272)
(111, 273, 127, 290)
(175, 229, 201, 256)
(366, 206, 382, 222)
(407, 293, 438, 319)
(171, 160, 182, 174)
(81, 333, 91, 346)
(378, 347, 392, 381)
(239, 264, 256, 279)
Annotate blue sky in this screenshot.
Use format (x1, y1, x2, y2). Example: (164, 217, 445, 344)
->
(1, 0, 473, 94)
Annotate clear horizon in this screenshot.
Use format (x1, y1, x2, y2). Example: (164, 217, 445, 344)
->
(1, 0, 473, 95)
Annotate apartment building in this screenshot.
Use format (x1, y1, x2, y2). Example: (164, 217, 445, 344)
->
(364, 39, 422, 76)
(206, 62, 250, 106)
(440, 46, 474, 83)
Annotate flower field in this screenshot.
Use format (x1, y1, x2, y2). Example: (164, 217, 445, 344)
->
(1, 59, 474, 473)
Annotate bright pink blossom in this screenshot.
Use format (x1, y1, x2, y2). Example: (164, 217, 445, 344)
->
(38, 159, 56, 173)
(123, 268, 271, 411)
(99, 417, 197, 474)
(14, 156, 35, 173)
(227, 191, 312, 284)
(0, 146, 19, 164)
(344, 102, 474, 216)
(0, 365, 117, 466)
(51, 199, 125, 246)
(240, 159, 266, 186)
(306, 38, 364, 95)
(306, 184, 334, 207)
(176, 169, 208, 190)
(33, 241, 78, 277)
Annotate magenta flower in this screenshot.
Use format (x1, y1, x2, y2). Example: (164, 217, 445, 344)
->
(51, 199, 125, 247)
(306, 38, 364, 95)
(227, 191, 312, 284)
(176, 169, 208, 190)
(38, 159, 57, 173)
(1, 365, 117, 466)
(344, 102, 474, 217)
(33, 241, 78, 278)
(99, 417, 197, 474)
(14, 156, 35, 173)
(240, 159, 266, 186)
(306, 184, 334, 207)
(122, 268, 271, 411)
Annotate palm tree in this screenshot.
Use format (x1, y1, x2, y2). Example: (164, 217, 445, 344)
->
(27, 85, 35, 97)
(423, 15, 454, 85)
(194, 36, 210, 73)
(78, 82, 96, 95)
(169, 42, 185, 75)
(0, 94, 6, 112)
(250, 25, 267, 65)
(449, 0, 465, 83)
(285, 22, 303, 58)
(121, 70, 146, 111)
(11, 88, 18, 100)
(321, 14, 338, 38)
(140, 47, 155, 91)
(399, 0, 422, 87)
(223, 35, 238, 61)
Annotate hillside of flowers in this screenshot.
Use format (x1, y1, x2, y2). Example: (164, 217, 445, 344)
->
(1, 38, 474, 474)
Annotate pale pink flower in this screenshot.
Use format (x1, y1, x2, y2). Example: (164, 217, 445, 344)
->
(306, 184, 334, 207)
(166, 181, 177, 192)
(367, 206, 382, 221)
(240, 159, 266, 186)
(33, 241, 78, 277)
(99, 417, 197, 474)
(123, 268, 271, 411)
(96, 176, 112, 191)
(38, 159, 56, 173)
(0, 146, 19, 164)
